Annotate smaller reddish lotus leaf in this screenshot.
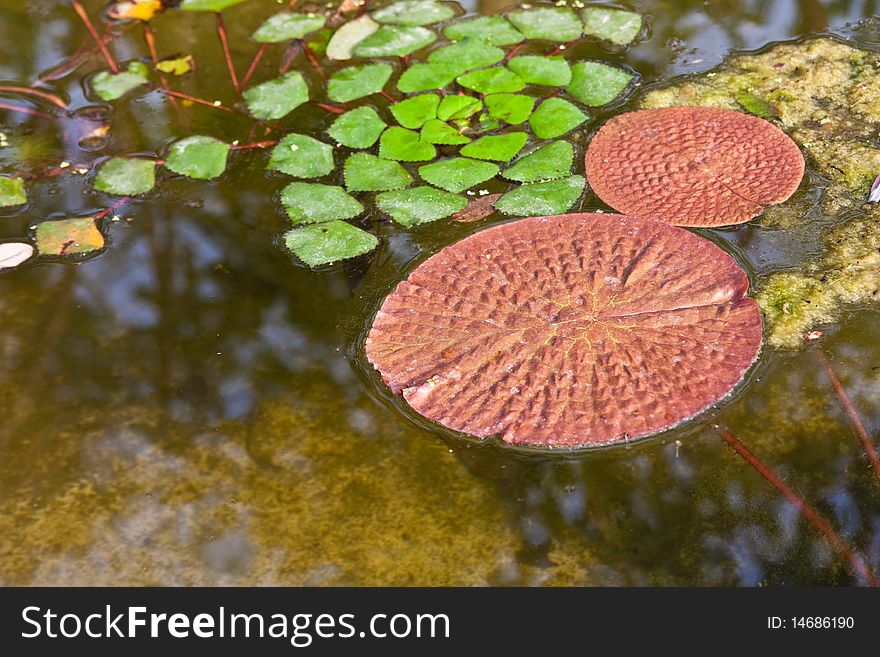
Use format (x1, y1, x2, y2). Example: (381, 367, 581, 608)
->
(584, 106, 804, 227)
(366, 213, 762, 447)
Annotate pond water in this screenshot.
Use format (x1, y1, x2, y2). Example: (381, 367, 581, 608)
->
(0, 0, 878, 585)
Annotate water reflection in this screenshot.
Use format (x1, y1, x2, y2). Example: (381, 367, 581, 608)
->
(0, 0, 879, 585)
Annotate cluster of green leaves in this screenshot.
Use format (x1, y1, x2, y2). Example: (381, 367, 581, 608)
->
(23, 1, 643, 268)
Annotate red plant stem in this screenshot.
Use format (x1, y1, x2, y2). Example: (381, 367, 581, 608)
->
(310, 101, 346, 114)
(546, 39, 578, 56)
(380, 90, 395, 102)
(230, 140, 277, 150)
(94, 196, 133, 221)
(503, 42, 525, 63)
(242, 44, 267, 87)
(156, 88, 235, 113)
(715, 425, 879, 586)
(0, 101, 55, 120)
(71, 0, 119, 73)
(815, 349, 880, 484)
(301, 40, 326, 81)
(278, 42, 301, 75)
(32, 23, 137, 86)
(0, 85, 67, 109)
(142, 23, 182, 118)
(214, 13, 240, 94)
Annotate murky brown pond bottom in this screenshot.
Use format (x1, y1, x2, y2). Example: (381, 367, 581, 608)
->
(0, 0, 878, 585)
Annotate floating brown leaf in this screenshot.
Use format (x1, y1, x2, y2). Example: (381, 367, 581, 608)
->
(585, 107, 804, 227)
(452, 193, 501, 222)
(366, 213, 762, 447)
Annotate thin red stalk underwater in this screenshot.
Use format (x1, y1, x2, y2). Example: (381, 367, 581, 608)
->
(814, 349, 880, 484)
(278, 42, 301, 75)
(242, 44, 267, 87)
(0, 102, 56, 120)
(715, 425, 879, 586)
(230, 140, 277, 150)
(0, 85, 67, 109)
(71, 0, 119, 73)
(94, 196, 133, 221)
(142, 23, 182, 119)
(301, 40, 326, 81)
(156, 88, 235, 113)
(215, 13, 240, 95)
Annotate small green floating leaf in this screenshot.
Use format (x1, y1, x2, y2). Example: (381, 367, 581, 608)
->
(442, 16, 524, 46)
(485, 93, 535, 125)
(327, 63, 393, 103)
(372, 0, 455, 26)
(376, 186, 466, 226)
(179, 0, 248, 12)
(495, 175, 585, 216)
(580, 7, 642, 46)
(253, 11, 326, 43)
(390, 94, 440, 129)
(344, 153, 413, 192)
(0, 176, 27, 207)
(507, 55, 571, 86)
(353, 25, 436, 57)
(419, 118, 470, 145)
(566, 61, 634, 106)
(507, 7, 582, 42)
(164, 135, 229, 180)
(268, 134, 334, 178)
(418, 157, 499, 193)
(396, 62, 458, 92)
(427, 37, 504, 74)
(156, 54, 194, 76)
(281, 182, 363, 224)
(379, 126, 436, 161)
(457, 67, 525, 94)
(93, 157, 156, 195)
(34, 218, 104, 256)
(460, 132, 528, 162)
(243, 71, 309, 120)
(502, 141, 573, 183)
(529, 97, 587, 139)
(736, 91, 778, 119)
(437, 94, 481, 120)
(282, 220, 378, 267)
(327, 106, 386, 148)
(90, 61, 149, 101)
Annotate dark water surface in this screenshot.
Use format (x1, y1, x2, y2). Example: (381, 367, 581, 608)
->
(0, 0, 878, 585)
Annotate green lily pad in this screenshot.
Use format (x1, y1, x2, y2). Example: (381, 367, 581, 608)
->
(268, 134, 334, 178)
(93, 157, 156, 195)
(437, 94, 481, 120)
(376, 186, 466, 226)
(507, 7, 582, 42)
(344, 153, 413, 192)
(155, 55, 194, 76)
(253, 12, 326, 43)
(281, 182, 363, 224)
(379, 126, 436, 161)
(507, 55, 571, 86)
(580, 7, 642, 46)
(372, 0, 455, 26)
(164, 135, 230, 180)
(427, 37, 505, 74)
(529, 97, 587, 139)
(0, 176, 27, 207)
(460, 132, 527, 162)
(419, 118, 470, 145)
(243, 71, 309, 120)
(457, 67, 525, 94)
(353, 25, 436, 57)
(327, 107, 386, 148)
(566, 61, 634, 106)
(179, 0, 248, 10)
(282, 221, 378, 267)
(442, 16, 524, 46)
(396, 62, 459, 93)
(90, 61, 149, 101)
(390, 94, 440, 129)
(327, 63, 393, 103)
(495, 175, 585, 216)
(485, 94, 535, 125)
(34, 218, 105, 256)
(502, 141, 573, 183)
(418, 157, 499, 193)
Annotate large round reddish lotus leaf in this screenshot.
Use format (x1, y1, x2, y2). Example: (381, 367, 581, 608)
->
(366, 213, 762, 448)
(585, 107, 804, 227)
